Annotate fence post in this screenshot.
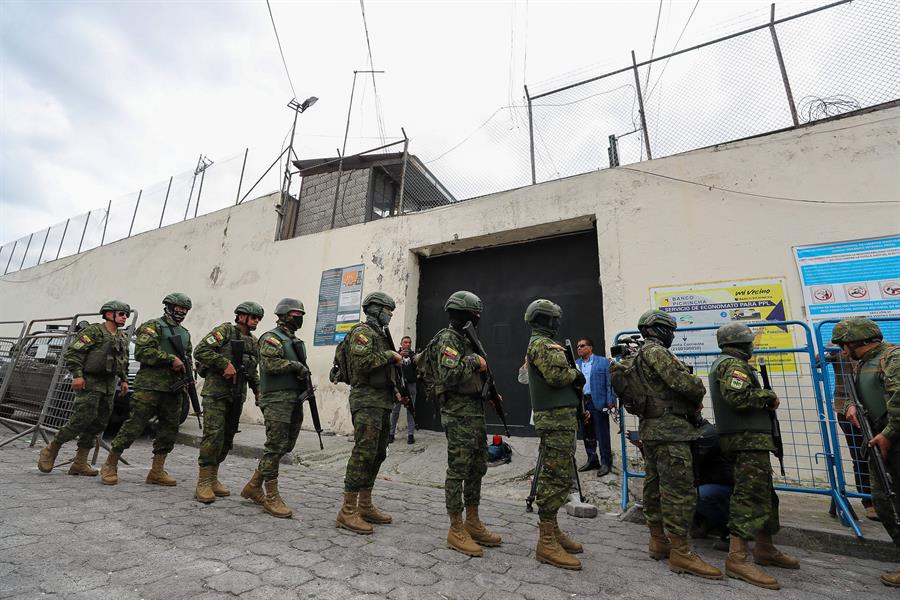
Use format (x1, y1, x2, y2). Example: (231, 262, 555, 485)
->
(397, 128, 409, 215)
(185, 154, 202, 221)
(631, 50, 653, 160)
(194, 166, 206, 219)
(100, 200, 112, 246)
(76, 211, 91, 254)
(56, 219, 69, 260)
(525, 85, 536, 185)
(159, 176, 173, 229)
(4, 240, 18, 275)
(235, 148, 249, 206)
(18, 233, 33, 270)
(37, 227, 50, 265)
(128, 189, 142, 238)
(769, 3, 800, 127)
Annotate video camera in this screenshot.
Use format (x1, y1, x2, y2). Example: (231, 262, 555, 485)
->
(610, 335, 644, 359)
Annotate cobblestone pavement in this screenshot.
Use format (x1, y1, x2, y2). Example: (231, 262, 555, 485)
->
(1, 439, 897, 600)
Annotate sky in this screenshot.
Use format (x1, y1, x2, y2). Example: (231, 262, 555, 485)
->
(0, 0, 860, 248)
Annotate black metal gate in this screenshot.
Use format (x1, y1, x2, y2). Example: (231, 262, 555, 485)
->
(415, 228, 604, 435)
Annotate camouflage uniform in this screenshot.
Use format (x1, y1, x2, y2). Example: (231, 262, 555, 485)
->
(709, 348, 779, 540)
(636, 337, 706, 538)
(427, 327, 487, 513)
(257, 325, 307, 481)
(111, 315, 192, 456)
(55, 322, 129, 448)
(193, 322, 260, 467)
(343, 319, 396, 492)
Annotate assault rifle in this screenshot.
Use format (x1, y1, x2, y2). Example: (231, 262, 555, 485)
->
(227, 336, 246, 438)
(758, 360, 786, 477)
(564, 339, 590, 417)
(462, 322, 510, 437)
(293, 340, 324, 450)
(382, 327, 416, 419)
(169, 335, 202, 429)
(825, 351, 900, 526)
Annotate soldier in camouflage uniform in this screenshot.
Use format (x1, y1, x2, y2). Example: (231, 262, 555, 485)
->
(192, 302, 263, 504)
(832, 318, 900, 588)
(37, 301, 131, 476)
(335, 291, 405, 535)
(632, 310, 722, 579)
(524, 299, 584, 571)
(710, 322, 799, 590)
(240, 298, 308, 518)
(103, 293, 194, 487)
(422, 291, 502, 557)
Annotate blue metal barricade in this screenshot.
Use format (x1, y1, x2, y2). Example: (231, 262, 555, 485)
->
(617, 320, 855, 534)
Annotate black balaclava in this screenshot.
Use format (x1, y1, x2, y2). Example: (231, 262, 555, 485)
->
(724, 342, 753, 360)
(280, 313, 303, 332)
(641, 325, 675, 348)
(448, 309, 478, 331)
(165, 303, 188, 324)
(531, 314, 561, 337)
(364, 304, 392, 328)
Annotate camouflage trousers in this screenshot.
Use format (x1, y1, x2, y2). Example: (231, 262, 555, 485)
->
(643, 441, 695, 537)
(198, 395, 241, 467)
(870, 446, 900, 546)
(344, 406, 390, 492)
(442, 412, 488, 513)
(534, 407, 577, 519)
(726, 450, 780, 540)
(258, 401, 303, 481)
(54, 389, 114, 449)
(111, 390, 182, 455)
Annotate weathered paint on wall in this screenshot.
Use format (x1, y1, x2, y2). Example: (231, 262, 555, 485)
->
(2, 106, 898, 433)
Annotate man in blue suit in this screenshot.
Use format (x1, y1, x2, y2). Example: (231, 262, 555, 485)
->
(575, 338, 616, 477)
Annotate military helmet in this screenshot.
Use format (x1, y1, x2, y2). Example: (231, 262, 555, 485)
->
(637, 309, 676, 329)
(274, 298, 305, 316)
(99, 300, 131, 315)
(235, 301, 264, 318)
(362, 291, 396, 310)
(163, 292, 192, 309)
(716, 322, 755, 347)
(831, 317, 883, 344)
(444, 290, 483, 313)
(524, 299, 562, 323)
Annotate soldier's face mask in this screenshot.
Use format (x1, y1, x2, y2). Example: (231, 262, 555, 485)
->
(644, 325, 675, 348)
(727, 342, 753, 360)
(165, 304, 189, 324)
(378, 307, 393, 327)
(283, 311, 304, 331)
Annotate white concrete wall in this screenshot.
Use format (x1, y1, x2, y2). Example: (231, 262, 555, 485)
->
(3, 105, 898, 433)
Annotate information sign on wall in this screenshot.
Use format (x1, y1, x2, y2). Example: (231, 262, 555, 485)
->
(313, 264, 365, 346)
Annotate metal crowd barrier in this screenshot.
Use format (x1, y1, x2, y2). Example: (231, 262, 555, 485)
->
(616, 321, 854, 533)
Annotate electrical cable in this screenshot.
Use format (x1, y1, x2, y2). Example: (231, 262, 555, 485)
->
(646, 0, 700, 100)
(265, 0, 297, 99)
(359, 0, 388, 146)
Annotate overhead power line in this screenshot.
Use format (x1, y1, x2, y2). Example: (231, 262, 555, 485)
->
(359, 0, 388, 146)
(647, 0, 701, 100)
(266, 0, 297, 99)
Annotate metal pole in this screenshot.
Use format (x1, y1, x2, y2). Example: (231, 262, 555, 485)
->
(18, 233, 33, 270)
(242, 146, 290, 204)
(235, 148, 248, 205)
(37, 227, 50, 265)
(159, 176, 173, 228)
(608, 134, 620, 167)
(3, 240, 17, 275)
(631, 50, 653, 160)
(76, 211, 91, 254)
(55, 219, 69, 260)
(525, 85, 536, 185)
(331, 72, 360, 230)
(194, 166, 206, 218)
(397, 128, 409, 215)
(282, 110, 300, 203)
(100, 200, 112, 245)
(769, 3, 800, 127)
(329, 148, 345, 230)
(128, 189, 142, 238)
(184, 154, 202, 221)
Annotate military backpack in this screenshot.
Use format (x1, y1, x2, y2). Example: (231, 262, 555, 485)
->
(609, 350, 654, 417)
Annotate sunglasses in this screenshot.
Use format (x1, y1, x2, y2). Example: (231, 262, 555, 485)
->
(577, 344, 590, 348)
(115, 311, 130, 317)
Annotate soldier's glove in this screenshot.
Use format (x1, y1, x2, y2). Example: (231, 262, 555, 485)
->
(761, 389, 779, 410)
(293, 362, 310, 379)
(574, 371, 587, 389)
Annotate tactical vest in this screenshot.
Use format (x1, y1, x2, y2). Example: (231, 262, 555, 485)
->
(82, 326, 126, 376)
(259, 328, 304, 393)
(433, 328, 483, 397)
(709, 354, 771, 436)
(154, 318, 190, 357)
(347, 323, 391, 389)
(633, 344, 690, 419)
(856, 344, 895, 428)
(201, 323, 258, 386)
(527, 335, 580, 412)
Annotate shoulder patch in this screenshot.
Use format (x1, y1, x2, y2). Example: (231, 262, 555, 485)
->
(141, 326, 158, 336)
(731, 370, 749, 381)
(441, 346, 459, 358)
(729, 376, 748, 390)
(546, 343, 564, 351)
(213, 330, 226, 342)
(355, 333, 370, 345)
(204, 335, 218, 345)
(264, 337, 282, 347)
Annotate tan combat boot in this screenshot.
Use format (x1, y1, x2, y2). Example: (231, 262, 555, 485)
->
(194, 465, 216, 504)
(553, 521, 583, 554)
(145, 453, 177, 486)
(464, 505, 502, 547)
(100, 451, 120, 485)
(448, 512, 483, 557)
(262, 479, 293, 518)
(68, 447, 98, 476)
(240, 469, 265, 504)
(648, 524, 671, 560)
(358, 488, 392, 524)
(336, 492, 373, 535)
(37, 440, 63, 473)
(535, 519, 582, 570)
(753, 534, 799, 569)
(881, 572, 900, 587)
(668, 534, 724, 580)
(210, 464, 230, 497)
(726, 535, 779, 589)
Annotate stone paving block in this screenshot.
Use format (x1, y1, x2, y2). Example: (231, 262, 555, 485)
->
(206, 570, 261, 595)
(259, 565, 314, 588)
(228, 553, 280, 574)
(239, 584, 302, 600)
